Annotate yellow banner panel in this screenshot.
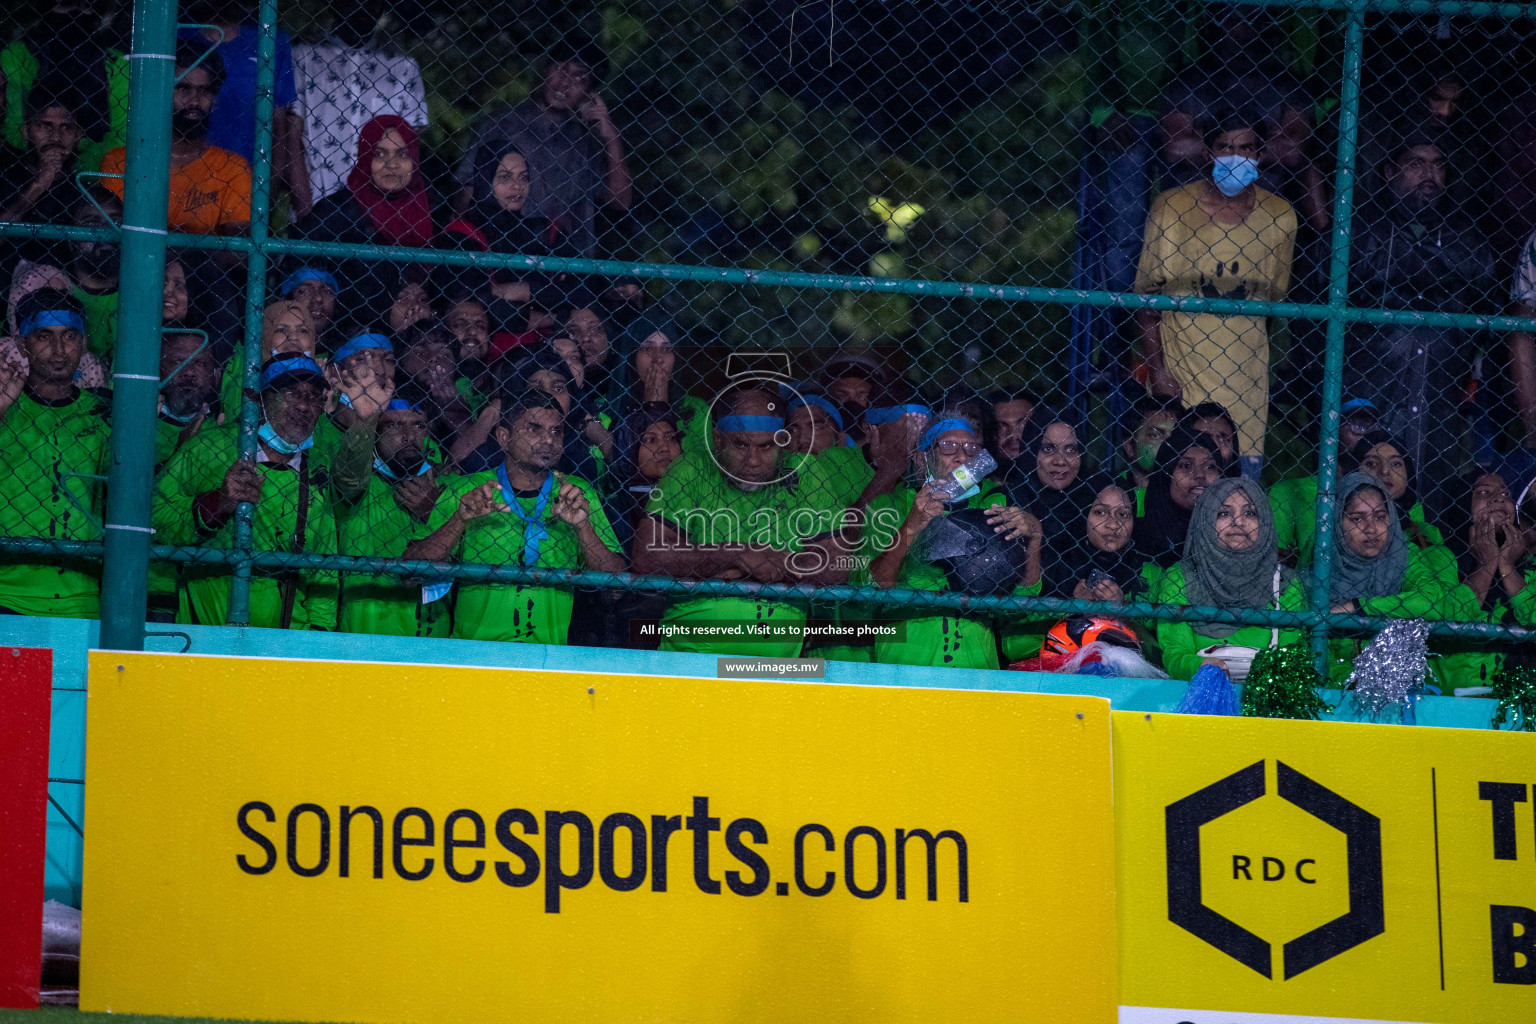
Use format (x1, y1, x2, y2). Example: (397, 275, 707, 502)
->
(1114, 710, 1536, 1024)
(82, 652, 1117, 1024)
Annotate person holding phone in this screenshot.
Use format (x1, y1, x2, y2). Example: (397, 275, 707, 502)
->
(1039, 480, 1155, 604)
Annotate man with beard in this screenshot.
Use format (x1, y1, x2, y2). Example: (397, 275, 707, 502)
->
(331, 398, 450, 637)
(156, 329, 220, 466)
(0, 288, 110, 618)
(66, 191, 121, 359)
(404, 392, 624, 645)
(152, 354, 372, 629)
(0, 90, 85, 268)
(1, 2, 120, 152)
(452, 37, 632, 256)
(98, 44, 251, 237)
(989, 389, 1036, 482)
(1346, 132, 1495, 517)
(633, 385, 852, 658)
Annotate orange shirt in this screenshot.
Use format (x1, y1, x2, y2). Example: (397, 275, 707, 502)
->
(99, 145, 252, 235)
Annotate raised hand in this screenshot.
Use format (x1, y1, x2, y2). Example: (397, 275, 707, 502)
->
(457, 480, 509, 521)
(549, 472, 592, 527)
(336, 359, 394, 419)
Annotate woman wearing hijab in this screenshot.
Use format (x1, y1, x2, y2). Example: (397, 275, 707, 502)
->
(300, 115, 434, 321)
(1154, 477, 1308, 681)
(1137, 420, 1225, 581)
(1009, 412, 1099, 545)
(1040, 479, 1154, 602)
(856, 413, 1043, 669)
(220, 299, 316, 418)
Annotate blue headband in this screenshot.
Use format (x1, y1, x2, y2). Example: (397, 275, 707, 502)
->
(716, 415, 785, 433)
(18, 310, 85, 338)
(920, 418, 978, 451)
(788, 394, 844, 431)
(866, 403, 931, 425)
(279, 267, 338, 298)
(258, 354, 324, 391)
(384, 398, 418, 412)
(334, 333, 392, 363)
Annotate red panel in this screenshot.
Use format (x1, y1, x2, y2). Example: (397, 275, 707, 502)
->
(0, 647, 52, 1008)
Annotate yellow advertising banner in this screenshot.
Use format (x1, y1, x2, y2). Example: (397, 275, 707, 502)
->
(81, 652, 1117, 1024)
(1114, 710, 1536, 1024)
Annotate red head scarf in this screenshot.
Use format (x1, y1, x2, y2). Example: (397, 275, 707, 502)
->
(347, 115, 434, 249)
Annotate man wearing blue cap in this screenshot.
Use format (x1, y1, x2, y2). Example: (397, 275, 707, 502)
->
(331, 397, 450, 637)
(0, 288, 110, 617)
(152, 353, 376, 629)
(311, 329, 398, 470)
(404, 392, 623, 645)
(633, 385, 852, 658)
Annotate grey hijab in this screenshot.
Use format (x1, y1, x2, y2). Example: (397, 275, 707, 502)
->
(1329, 472, 1409, 603)
(1181, 477, 1291, 638)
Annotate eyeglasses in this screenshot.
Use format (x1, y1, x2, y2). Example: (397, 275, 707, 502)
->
(935, 440, 984, 457)
(1038, 443, 1082, 458)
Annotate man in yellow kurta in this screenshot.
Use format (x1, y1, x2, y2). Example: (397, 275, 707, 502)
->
(1134, 118, 1297, 476)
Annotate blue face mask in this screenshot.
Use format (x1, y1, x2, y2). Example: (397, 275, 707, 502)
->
(258, 420, 314, 455)
(1212, 155, 1260, 197)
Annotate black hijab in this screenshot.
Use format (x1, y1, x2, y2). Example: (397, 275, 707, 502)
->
(1040, 477, 1148, 599)
(469, 144, 549, 253)
(1009, 411, 1099, 546)
(1340, 430, 1418, 517)
(1140, 422, 1224, 568)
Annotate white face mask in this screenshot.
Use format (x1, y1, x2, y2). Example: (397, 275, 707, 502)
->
(258, 398, 315, 455)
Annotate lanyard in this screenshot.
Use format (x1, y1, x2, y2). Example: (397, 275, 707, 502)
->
(497, 463, 554, 567)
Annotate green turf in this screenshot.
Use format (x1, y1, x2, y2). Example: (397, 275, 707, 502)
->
(0, 1010, 326, 1024)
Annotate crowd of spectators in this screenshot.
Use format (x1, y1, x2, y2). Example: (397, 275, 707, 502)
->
(1, 4, 1535, 686)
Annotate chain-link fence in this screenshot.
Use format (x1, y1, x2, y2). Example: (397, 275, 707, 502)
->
(0, 0, 1534, 684)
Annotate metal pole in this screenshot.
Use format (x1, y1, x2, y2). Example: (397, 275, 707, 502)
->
(227, 0, 280, 624)
(97, 0, 177, 651)
(1309, 2, 1368, 671)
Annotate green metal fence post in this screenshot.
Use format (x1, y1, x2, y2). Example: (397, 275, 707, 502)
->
(1309, 0, 1369, 672)
(97, 0, 178, 651)
(227, 0, 281, 625)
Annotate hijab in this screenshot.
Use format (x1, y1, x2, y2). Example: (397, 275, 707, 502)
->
(469, 143, 552, 253)
(259, 300, 315, 363)
(1140, 422, 1223, 568)
(1040, 477, 1147, 599)
(1181, 476, 1293, 638)
(1010, 411, 1098, 543)
(1329, 472, 1410, 603)
(1341, 430, 1418, 515)
(347, 116, 434, 249)
(7, 262, 72, 336)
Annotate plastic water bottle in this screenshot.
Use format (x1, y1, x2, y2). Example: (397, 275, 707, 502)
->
(928, 450, 997, 500)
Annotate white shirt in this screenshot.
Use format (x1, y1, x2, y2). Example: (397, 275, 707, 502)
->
(292, 40, 429, 202)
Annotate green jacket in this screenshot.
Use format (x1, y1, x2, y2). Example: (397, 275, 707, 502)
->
(1153, 561, 1309, 681)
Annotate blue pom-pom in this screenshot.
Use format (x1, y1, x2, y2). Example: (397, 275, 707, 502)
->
(1177, 663, 1240, 716)
(1076, 660, 1116, 677)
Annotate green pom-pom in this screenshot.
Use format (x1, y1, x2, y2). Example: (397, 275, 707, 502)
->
(1241, 645, 1331, 720)
(1490, 665, 1536, 732)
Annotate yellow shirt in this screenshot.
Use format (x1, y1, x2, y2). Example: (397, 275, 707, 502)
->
(1134, 182, 1296, 457)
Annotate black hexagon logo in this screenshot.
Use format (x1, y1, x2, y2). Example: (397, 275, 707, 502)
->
(1165, 760, 1384, 979)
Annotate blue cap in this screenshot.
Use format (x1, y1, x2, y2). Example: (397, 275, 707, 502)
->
(258, 354, 325, 393)
(334, 332, 393, 363)
(1341, 397, 1378, 416)
(384, 398, 419, 413)
(279, 267, 338, 298)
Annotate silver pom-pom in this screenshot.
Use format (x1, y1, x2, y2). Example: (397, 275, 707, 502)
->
(1345, 619, 1430, 723)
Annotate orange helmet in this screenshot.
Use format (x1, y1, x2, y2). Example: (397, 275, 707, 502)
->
(1042, 615, 1141, 658)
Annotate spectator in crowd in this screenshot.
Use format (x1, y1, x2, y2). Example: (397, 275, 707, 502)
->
(0, 287, 108, 618)
(1186, 401, 1240, 475)
(1135, 113, 1297, 479)
(67, 191, 119, 359)
(1269, 397, 1385, 564)
(291, 1, 427, 208)
(445, 295, 492, 377)
(818, 352, 885, 429)
(278, 267, 341, 354)
(162, 256, 190, 326)
(1158, 9, 1325, 229)
(1137, 421, 1224, 572)
(1449, 470, 1534, 618)
(331, 397, 450, 637)
(1039, 479, 1152, 604)
(99, 44, 252, 237)
(314, 329, 397, 471)
(5, 263, 70, 336)
(1346, 131, 1494, 517)
(989, 389, 1035, 475)
(156, 328, 220, 467)
(605, 321, 709, 461)
(182, 0, 309, 216)
(442, 142, 574, 326)
(394, 320, 489, 467)
(858, 411, 1041, 668)
(222, 298, 315, 414)
(1, 2, 121, 152)
(0, 88, 86, 269)
(565, 304, 612, 397)
(300, 115, 431, 321)
(1010, 411, 1097, 541)
(1153, 477, 1307, 681)
(403, 392, 623, 645)
(1341, 431, 1454, 575)
(633, 385, 849, 658)
(786, 391, 872, 509)
(454, 37, 633, 257)
(1338, 396, 1381, 453)
(153, 353, 364, 629)
(1119, 397, 1182, 495)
